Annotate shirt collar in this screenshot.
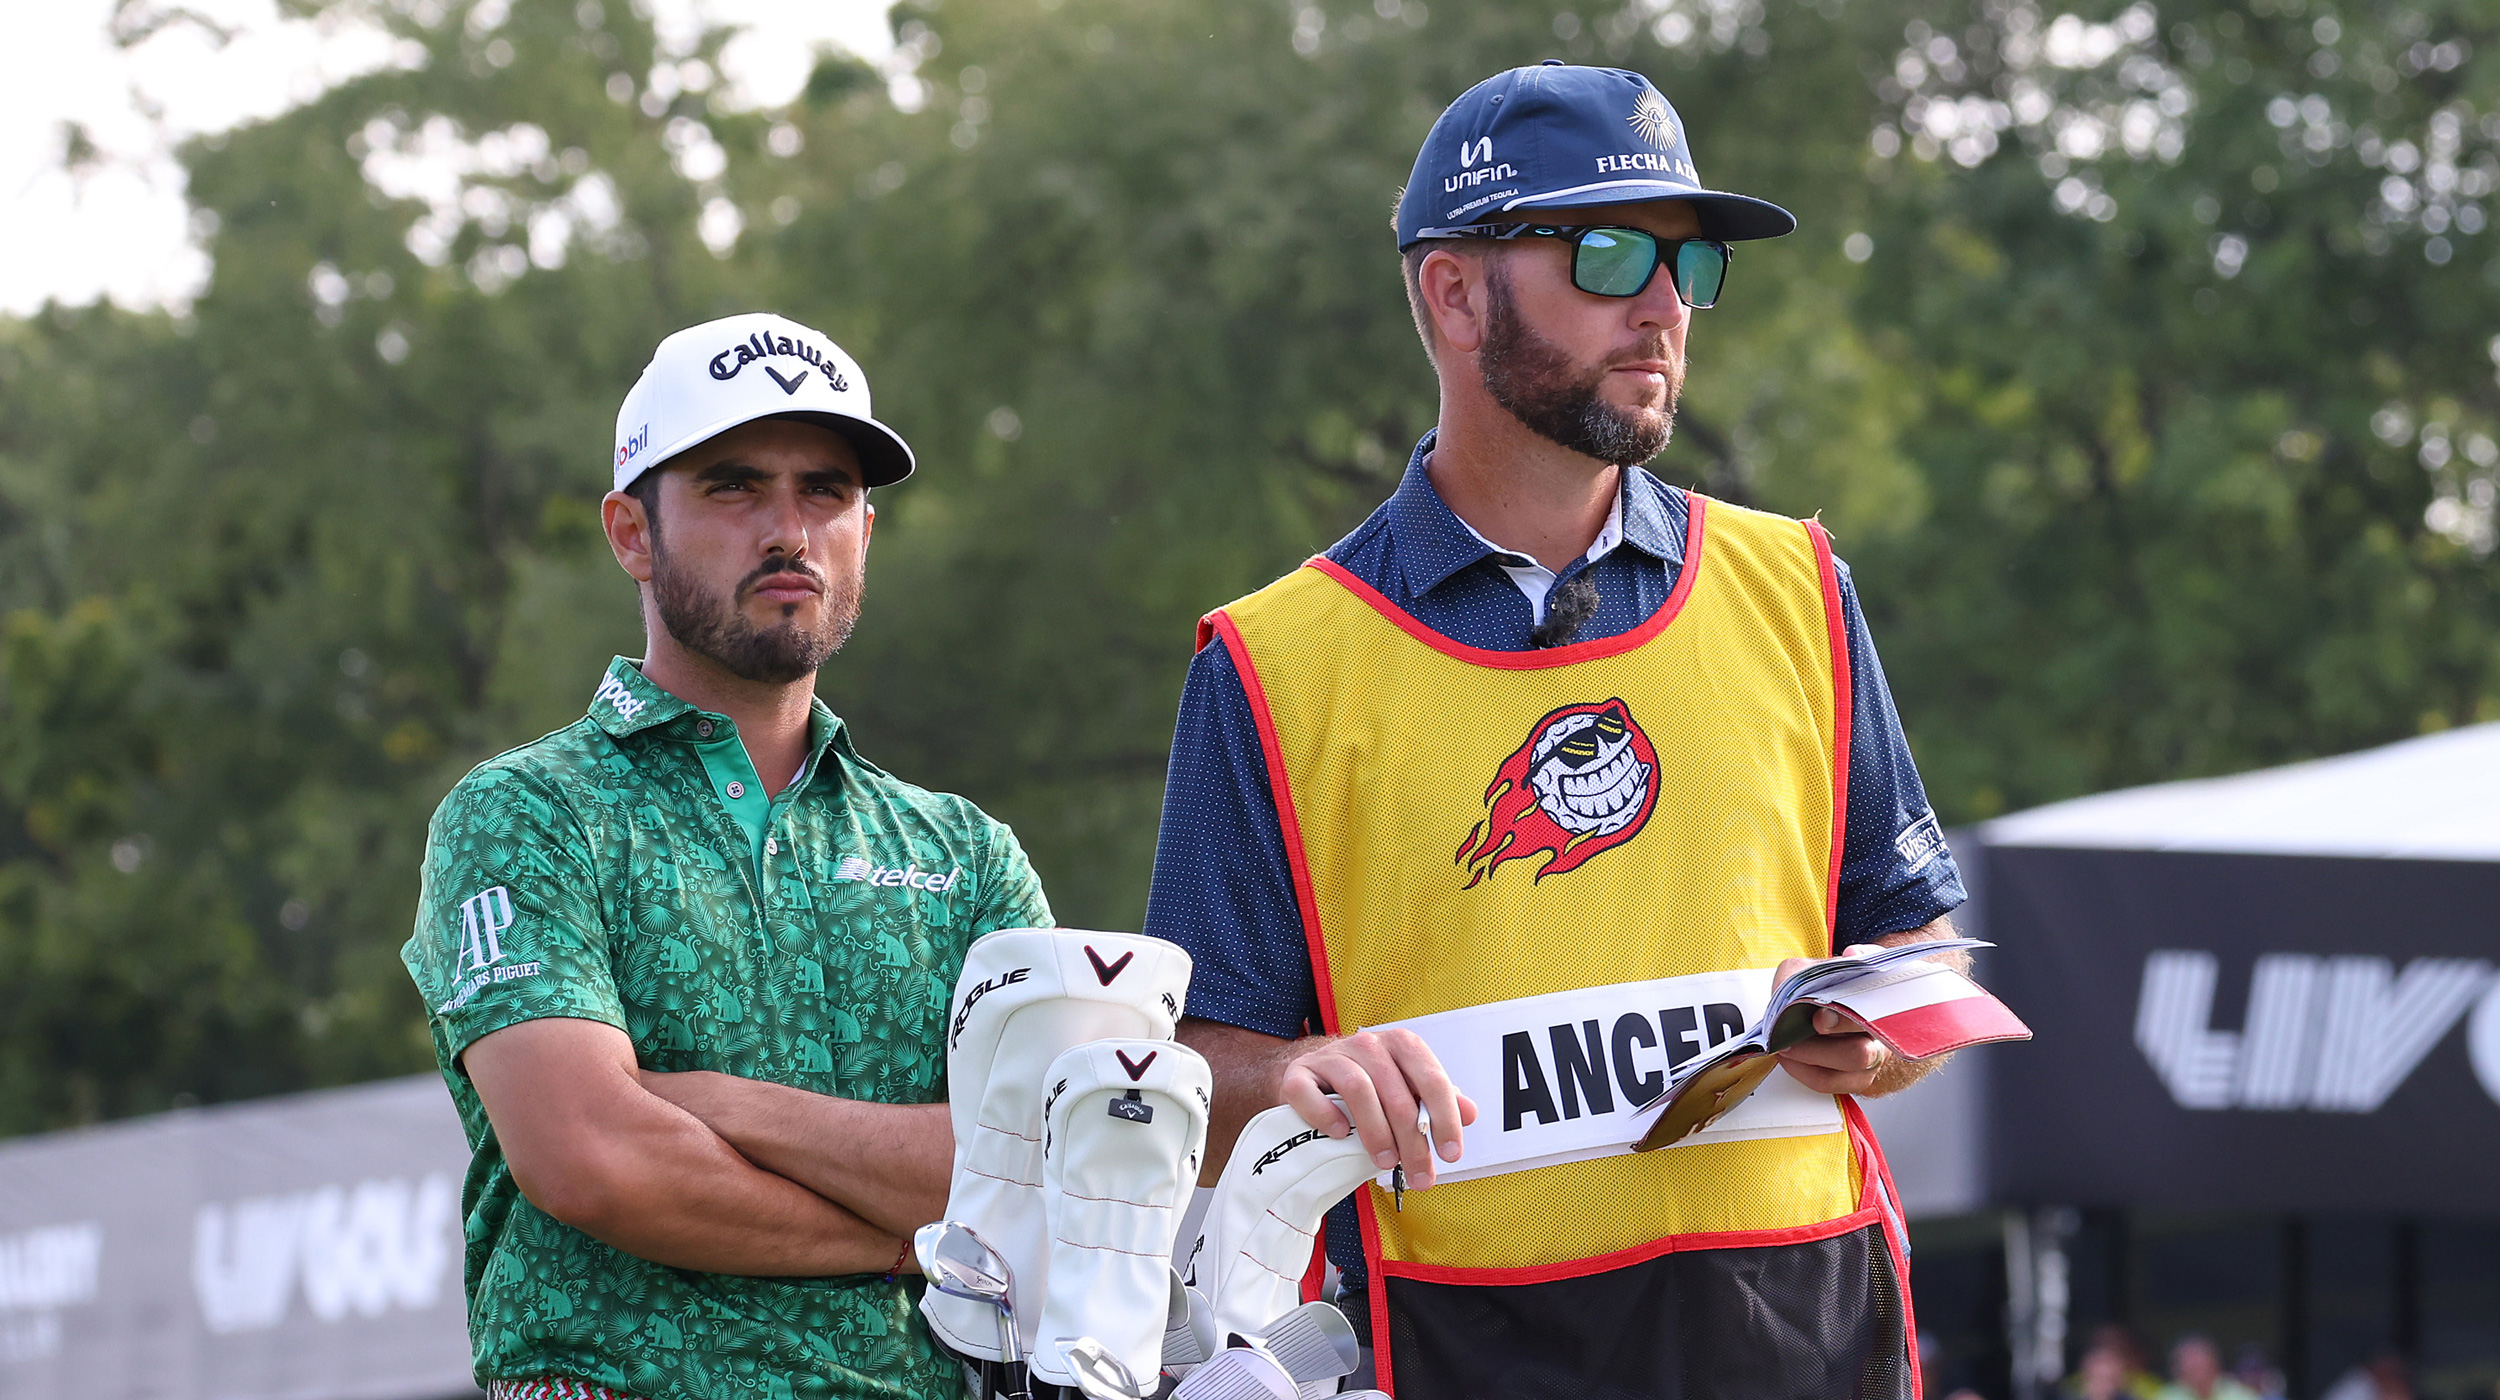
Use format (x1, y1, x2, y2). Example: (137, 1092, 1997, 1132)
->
(1617, 466, 1686, 565)
(587, 657, 693, 738)
(1450, 485, 1626, 583)
(586, 657, 853, 764)
(1386, 431, 1686, 598)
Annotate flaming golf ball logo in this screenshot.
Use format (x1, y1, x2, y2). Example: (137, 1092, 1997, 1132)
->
(1456, 699, 1659, 888)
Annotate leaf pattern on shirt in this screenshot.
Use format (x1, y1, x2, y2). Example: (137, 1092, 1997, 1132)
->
(404, 659, 1050, 1400)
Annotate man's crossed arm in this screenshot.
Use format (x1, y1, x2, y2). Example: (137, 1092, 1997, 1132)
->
(463, 1017, 949, 1276)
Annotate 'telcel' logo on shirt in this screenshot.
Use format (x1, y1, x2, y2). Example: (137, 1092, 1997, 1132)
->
(833, 856, 962, 894)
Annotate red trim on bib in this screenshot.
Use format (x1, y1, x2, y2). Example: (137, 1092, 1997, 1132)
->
(1207, 610, 1344, 1036)
(1303, 495, 1710, 671)
(1359, 1188, 1397, 1396)
(1807, 519, 1852, 951)
(1845, 1096, 1924, 1400)
(1373, 1201, 1883, 1288)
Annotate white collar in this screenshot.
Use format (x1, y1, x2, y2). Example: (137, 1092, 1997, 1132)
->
(1453, 485, 1626, 627)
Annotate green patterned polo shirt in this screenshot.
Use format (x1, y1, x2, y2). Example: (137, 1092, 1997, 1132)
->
(403, 658, 1052, 1400)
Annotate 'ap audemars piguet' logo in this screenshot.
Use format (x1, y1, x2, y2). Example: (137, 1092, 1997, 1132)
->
(1457, 699, 1659, 889)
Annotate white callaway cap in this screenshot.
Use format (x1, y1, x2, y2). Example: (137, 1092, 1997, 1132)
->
(612, 312, 916, 492)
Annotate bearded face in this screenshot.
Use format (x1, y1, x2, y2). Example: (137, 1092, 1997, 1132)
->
(649, 529, 861, 684)
(1479, 255, 1680, 467)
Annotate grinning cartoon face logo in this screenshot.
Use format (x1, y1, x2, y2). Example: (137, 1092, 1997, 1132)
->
(1456, 699, 1658, 888)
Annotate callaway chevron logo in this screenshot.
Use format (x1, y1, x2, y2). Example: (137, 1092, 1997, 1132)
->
(1085, 945, 1135, 984)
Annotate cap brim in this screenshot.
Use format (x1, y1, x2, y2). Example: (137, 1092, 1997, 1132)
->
(628, 408, 918, 490)
(769, 410, 917, 487)
(1505, 183, 1797, 241)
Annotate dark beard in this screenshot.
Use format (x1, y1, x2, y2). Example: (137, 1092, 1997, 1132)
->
(1479, 259, 1678, 466)
(651, 545, 859, 685)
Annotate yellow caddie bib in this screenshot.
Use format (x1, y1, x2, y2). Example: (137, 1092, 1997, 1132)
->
(1204, 495, 1876, 1286)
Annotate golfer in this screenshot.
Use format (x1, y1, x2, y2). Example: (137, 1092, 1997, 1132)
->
(404, 313, 1050, 1400)
(1147, 65, 1972, 1397)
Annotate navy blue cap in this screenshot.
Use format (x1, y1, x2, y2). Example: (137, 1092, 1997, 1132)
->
(1394, 62, 1796, 248)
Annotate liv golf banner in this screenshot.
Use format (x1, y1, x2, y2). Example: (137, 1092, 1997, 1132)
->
(1981, 845, 2500, 1216)
(0, 1076, 476, 1400)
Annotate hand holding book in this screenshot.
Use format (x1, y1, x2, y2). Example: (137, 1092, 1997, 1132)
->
(1629, 938, 2029, 1151)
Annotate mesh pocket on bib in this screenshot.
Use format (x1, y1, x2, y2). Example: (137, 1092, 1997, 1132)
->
(1379, 1222, 1909, 1400)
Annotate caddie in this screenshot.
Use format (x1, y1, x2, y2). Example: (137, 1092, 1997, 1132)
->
(403, 312, 1051, 1400)
(1146, 64, 1976, 1397)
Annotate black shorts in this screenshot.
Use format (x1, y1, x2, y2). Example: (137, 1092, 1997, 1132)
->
(1377, 1222, 1912, 1400)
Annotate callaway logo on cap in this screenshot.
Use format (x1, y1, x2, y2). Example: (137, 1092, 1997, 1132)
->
(1393, 61, 1796, 247)
(612, 312, 917, 491)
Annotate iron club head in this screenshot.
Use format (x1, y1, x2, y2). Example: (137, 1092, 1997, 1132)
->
(1171, 1345, 1299, 1400)
(915, 1220, 1021, 1366)
(1048, 1336, 1151, 1400)
(1162, 1270, 1218, 1375)
(1227, 1302, 1359, 1385)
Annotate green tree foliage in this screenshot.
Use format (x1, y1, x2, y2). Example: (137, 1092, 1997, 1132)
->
(0, 0, 2491, 1129)
(1845, 0, 2500, 816)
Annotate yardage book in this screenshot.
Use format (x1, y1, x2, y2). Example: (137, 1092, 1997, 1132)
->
(1631, 938, 2030, 1151)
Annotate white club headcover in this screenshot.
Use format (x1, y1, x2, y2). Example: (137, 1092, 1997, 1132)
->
(1028, 1038, 1212, 1387)
(925, 929, 1192, 1361)
(1190, 1104, 1377, 1340)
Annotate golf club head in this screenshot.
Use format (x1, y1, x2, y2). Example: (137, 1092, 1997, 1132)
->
(914, 1221, 1021, 1366)
(1226, 1302, 1358, 1384)
(1162, 1271, 1218, 1374)
(1046, 1336, 1153, 1400)
(1170, 1344, 1298, 1400)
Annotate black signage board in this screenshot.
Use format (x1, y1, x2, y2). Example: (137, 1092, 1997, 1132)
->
(1981, 844, 2500, 1217)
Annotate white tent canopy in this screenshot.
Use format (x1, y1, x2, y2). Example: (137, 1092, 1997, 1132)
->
(1979, 720, 2500, 861)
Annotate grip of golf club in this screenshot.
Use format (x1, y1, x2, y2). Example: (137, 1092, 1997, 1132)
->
(930, 930, 1192, 1361)
(1030, 1038, 1211, 1386)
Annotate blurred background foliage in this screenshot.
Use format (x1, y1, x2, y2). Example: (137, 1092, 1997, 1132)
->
(2, 0, 2496, 1130)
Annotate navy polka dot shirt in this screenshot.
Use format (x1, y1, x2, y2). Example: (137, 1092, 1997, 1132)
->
(1143, 433, 1967, 1313)
(1147, 434, 1964, 1036)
